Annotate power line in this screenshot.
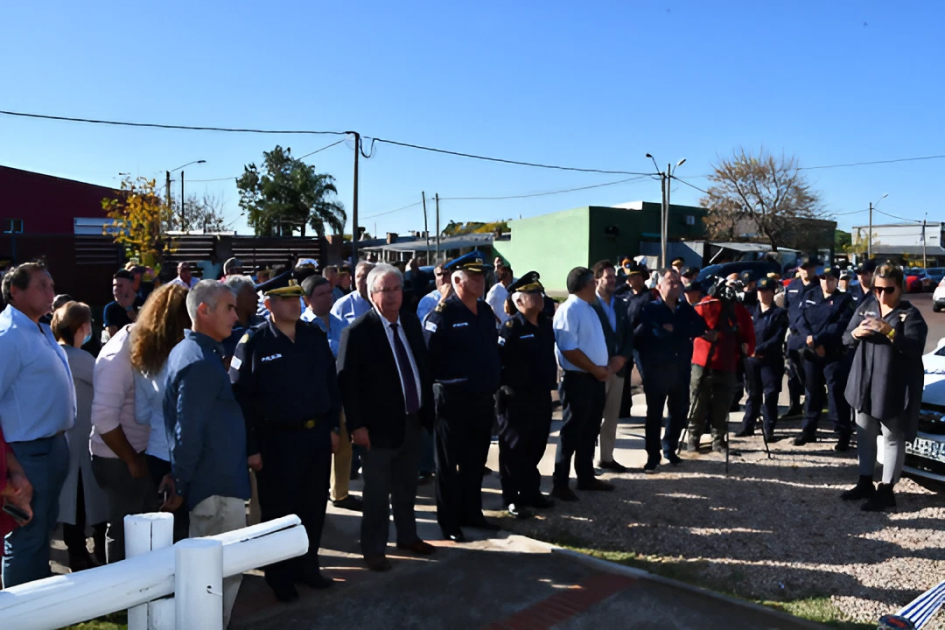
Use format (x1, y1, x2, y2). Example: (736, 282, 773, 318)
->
(187, 139, 347, 183)
(874, 209, 924, 224)
(799, 154, 945, 171)
(360, 201, 423, 220)
(0, 108, 654, 176)
(831, 208, 869, 217)
(440, 175, 650, 201)
(671, 176, 709, 195)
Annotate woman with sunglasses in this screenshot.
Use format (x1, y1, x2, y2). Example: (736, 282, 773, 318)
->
(842, 264, 928, 511)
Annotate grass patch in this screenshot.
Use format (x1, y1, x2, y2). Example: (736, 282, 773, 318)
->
(536, 530, 870, 629)
(63, 611, 127, 630)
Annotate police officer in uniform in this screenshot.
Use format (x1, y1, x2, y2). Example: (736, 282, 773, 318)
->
(229, 279, 341, 601)
(735, 278, 789, 440)
(849, 259, 876, 307)
(424, 256, 501, 542)
(794, 267, 856, 450)
(496, 272, 557, 519)
(784, 256, 820, 418)
(618, 261, 654, 418)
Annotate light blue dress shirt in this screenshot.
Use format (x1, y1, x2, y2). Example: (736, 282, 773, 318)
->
(597, 291, 617, 332)
(301, 309, 349, 358)
(330, 291, 372, 324)
(0, 305, 76, 442)
(553, 295, 609, 372)
(416, 289, 441, 323)
(134, 364, 171, 461)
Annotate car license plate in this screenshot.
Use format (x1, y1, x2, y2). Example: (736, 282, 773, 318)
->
(907, 436, 945, 464)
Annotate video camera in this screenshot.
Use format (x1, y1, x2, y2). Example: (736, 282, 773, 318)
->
(706, 276, 743, 304)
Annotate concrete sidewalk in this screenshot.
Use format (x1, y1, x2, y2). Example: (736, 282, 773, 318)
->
(228, 389, 821, 629)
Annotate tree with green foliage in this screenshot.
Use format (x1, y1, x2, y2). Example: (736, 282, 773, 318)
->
(236, 146, 345, 237)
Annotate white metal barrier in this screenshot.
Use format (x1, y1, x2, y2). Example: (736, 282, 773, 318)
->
(879, 579, 945, 629)
(0, 514, 308, 630)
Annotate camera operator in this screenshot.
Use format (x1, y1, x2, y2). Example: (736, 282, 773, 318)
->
(794, 267, 856, 450)
(686, 277, 755, 455)
(784, 256, 820, 418)
(734, 278, 788, 441)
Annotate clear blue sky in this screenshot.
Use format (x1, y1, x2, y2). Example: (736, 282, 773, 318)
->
(2, 1, 943, 238)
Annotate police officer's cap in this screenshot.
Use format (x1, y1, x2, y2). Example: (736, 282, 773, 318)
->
(739, 270, 755, 283)
(798, 255, 820, 269)
(671, 257, 685, 267)
(681, 266, 699, 278)
(624, 261, 645, 277)
(508, 271, 543, 294)
(854, 259, 877, 275)
(446, 256, 486, 274)
(683, 280, 703, 293)
(265, 278, 304, 298)
(756, 277, 778, 292)
(820, 267, 841, 280)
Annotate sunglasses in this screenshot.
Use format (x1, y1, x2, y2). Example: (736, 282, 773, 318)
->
(872, 285, 897, 296)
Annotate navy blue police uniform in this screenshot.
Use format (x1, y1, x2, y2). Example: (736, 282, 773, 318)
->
(496, 272, 557, 511)
(738, 279, 789, 437)
(229, 281, 341, 599)
(784, 257, 820, 413)
(424, 258, 501, 537)
(618, 261, 654, 418)
(795, 269, 856, 446)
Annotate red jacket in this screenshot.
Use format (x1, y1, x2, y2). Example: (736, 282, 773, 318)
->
(691, 298, 756, 372)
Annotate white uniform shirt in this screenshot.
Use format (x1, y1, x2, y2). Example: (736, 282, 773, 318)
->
(553, 294, 609, 372)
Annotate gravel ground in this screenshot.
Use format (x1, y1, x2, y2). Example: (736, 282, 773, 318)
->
(498, 415, 945, 628)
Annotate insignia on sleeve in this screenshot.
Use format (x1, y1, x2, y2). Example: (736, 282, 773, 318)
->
(505, 319, 514, 328)
(425, 321, 438, 333)
(230, 357, 242, 370)
(498, 337, 506, 346)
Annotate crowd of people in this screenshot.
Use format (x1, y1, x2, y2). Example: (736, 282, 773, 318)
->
(0, 249, 930, 621)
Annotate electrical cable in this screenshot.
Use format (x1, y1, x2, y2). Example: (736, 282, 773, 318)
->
(187, 139, 346, 182)
(670, 176, 709, 195)
(874, 209, 925, 224)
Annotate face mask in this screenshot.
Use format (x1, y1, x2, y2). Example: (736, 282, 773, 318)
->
(83, 331, 92, 345)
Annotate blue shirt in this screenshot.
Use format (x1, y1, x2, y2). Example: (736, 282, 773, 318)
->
(416, 289, 441, 323)
(330, 291, 372, 325)
(596, 292, 618, 332)
(164, 330, 251, 510)
(301, 309, 349, 358)
(0, 305, 76, 442)
(553, 295, 609, 372)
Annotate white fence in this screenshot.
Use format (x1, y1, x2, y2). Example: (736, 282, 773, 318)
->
(0, 514, 308, 630)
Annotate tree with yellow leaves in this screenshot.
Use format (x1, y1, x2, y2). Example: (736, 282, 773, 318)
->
(102, 176, 172, 267)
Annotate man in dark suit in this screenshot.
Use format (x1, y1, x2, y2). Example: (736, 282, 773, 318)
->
(589, 260, 634, 472)
(338, 265, 434, 571)
(338, 264, 436, 572)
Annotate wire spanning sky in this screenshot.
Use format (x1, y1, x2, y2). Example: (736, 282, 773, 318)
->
(1, 1, 943, 236)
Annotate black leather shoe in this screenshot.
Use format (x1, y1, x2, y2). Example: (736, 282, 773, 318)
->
(841, 476, 876, 501)
(598, 460, 628, 473)
(332, 495, 363, 511)
(299, 572, 334, 589)
(506, 503, 534, 519)
(734, 427, 754, 438)
(442, 528, 466, 543)
(364, 555, 393, 572)
(577, 479, 615, 491)
(862, 483, 896, 512)
(520, 494, 554, 509)
(793, 432, 817, 446)
(834, 434, 851, 452)
(643, 458, 659, 474)
(663, 452, 682, 466)
(271, 583, 300, 603)
(550, 486, 579, 502)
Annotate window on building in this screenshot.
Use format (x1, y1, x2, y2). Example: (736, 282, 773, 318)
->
(685, 215, 695, 226)
(4, 219, 24, 234)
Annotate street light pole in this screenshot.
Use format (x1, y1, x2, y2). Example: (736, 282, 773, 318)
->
(347, 131, 361, 263)
(645, 154, 686, 268)
(166, 160, 206, 232)
(867, 193, 888, 260)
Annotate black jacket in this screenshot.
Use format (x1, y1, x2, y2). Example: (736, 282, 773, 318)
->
(843, 299, 928, 439)
(338, 309, 435, 449)
(590, 294, 634, 377)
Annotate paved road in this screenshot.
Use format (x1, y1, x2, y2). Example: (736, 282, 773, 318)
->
(909, 293, 945, 353)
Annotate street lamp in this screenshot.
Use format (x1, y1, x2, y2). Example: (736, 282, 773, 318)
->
(645, 154, 687, 268)
(867, 193, 888, 259)
(166, 160, 207, 231)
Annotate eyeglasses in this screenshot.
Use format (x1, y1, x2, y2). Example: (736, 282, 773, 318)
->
(872, 285, 897, 296)
(375, 286, 402, 294)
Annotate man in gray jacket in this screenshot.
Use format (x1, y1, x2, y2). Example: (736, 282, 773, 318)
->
(590, 260, 634, 472)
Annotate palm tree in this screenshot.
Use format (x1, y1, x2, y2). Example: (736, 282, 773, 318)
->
(302, 172, 345, 238)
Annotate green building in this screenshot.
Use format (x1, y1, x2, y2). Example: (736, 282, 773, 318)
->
(495, 201, 707, 295)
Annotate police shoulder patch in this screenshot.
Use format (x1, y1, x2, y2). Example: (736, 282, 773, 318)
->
(505, 319, 514, 328)
(425, 321, 438, 333)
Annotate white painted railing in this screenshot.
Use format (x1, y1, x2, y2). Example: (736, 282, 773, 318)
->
(0, 514, 308, 630)
(880, 579, 945, 629)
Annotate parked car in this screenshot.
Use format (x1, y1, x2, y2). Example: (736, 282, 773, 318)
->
(926, 267, 945, 285)
(933, 276, 945, 313)
(905, 268, 935, 293)
(896, 339, 945, 483)
(696, 260, 781, 286)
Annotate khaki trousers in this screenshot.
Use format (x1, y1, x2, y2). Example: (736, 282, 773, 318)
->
(189, 495, 247, 629)
(330, 411, 353, 502)
(598, 372, 625, 463)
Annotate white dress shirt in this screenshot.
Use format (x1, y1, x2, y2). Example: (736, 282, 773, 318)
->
(485, 282, 510, 327)
(377, 311, 422, 413)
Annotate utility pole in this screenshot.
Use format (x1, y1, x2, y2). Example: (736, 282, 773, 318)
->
(868, 201, 873, 259)
(663, 162, 671, 268)
(349, 131, 361, 263)
(180, 171, 186, 232)
(435, 193, 441, 264)
(923, 213, 928, 268)
(422, 191, 431, 264)
(165, 171, 172, 215)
